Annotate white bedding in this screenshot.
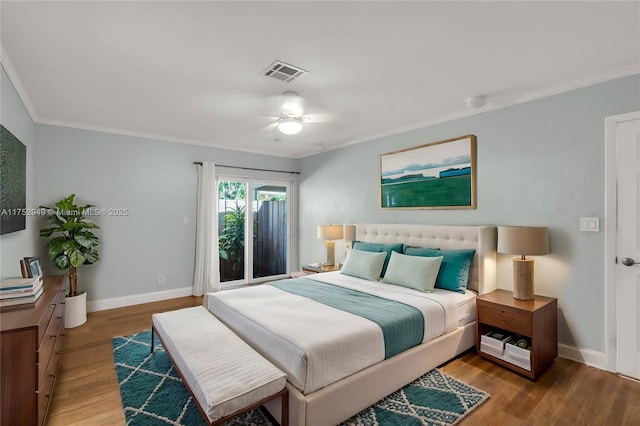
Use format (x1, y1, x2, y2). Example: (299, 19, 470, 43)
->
(207, 271, 472, 394)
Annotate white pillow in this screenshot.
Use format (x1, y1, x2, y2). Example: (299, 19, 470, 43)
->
(340, 249, 387, 281)
(382, 251, 443, 292)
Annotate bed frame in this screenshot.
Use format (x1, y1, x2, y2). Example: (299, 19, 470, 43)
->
(264, 224, 497, 426)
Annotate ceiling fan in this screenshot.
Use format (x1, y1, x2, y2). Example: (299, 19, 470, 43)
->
(268, 91, 335, 136)
(276, 91, 306, 135)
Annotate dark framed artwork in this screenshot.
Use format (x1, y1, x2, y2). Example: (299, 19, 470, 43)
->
(0, 125, 27, 234)
(380, 134, 477, 209)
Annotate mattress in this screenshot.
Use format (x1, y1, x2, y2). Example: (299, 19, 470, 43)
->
(206, 271, 475, 394)
(454, 289, 477, 327)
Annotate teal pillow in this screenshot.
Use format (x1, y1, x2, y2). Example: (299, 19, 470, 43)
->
(382, 251, 443, 292)
(403, 247, 476, 293)
(340, 249, 387, 281)
(352, 241, 403, 277)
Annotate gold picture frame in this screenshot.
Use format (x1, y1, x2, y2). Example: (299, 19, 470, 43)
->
(380, 134, 477, 209)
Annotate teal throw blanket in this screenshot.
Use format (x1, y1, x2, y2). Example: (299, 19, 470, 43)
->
(271, 278, 424, 358)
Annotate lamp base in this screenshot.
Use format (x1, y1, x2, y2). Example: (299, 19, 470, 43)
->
(513, 258, 534, 300)
(325, 240, 336, 266)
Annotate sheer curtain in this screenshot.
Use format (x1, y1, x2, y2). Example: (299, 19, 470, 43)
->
(193, 162, 220, 295)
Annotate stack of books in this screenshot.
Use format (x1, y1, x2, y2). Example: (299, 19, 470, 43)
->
(0, 277, 44, 307)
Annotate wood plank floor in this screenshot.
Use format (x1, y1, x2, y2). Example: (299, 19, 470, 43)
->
(46, 297, 640, 426)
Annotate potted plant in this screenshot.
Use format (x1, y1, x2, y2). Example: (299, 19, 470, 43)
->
(40, 194, 100, 328)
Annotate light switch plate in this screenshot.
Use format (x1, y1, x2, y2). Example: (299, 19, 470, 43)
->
(579, 217, 599, 232)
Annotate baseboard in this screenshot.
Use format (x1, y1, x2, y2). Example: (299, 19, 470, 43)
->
(558, 343, 607, 371)
(86, 287, 193, 312)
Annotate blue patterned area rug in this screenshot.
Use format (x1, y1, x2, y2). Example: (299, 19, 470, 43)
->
(113, 330, 489, 425)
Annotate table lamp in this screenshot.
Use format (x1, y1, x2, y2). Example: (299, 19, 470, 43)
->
(317, 225, 343, 266)
(343, 224, 356, 255)
(497, 226, 549, 300)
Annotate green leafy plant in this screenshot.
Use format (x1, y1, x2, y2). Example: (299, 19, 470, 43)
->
(218, 204, 245, 279)
(39, 194, 100, 297)
(218, 181, 246, 200)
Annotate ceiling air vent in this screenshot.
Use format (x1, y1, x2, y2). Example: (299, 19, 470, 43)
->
(262, 60, 308, 83)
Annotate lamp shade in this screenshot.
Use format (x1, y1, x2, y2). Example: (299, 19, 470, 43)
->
(317, 224, 343, 240)
(497, 226, 549, 256)
(343, 224, 356, 242)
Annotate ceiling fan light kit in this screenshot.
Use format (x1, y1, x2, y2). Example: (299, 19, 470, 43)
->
(277, 117, 303, 135)
(274, 91, 305, 135)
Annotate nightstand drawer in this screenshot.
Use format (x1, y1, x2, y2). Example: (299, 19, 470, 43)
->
(478, 304, 531, 336)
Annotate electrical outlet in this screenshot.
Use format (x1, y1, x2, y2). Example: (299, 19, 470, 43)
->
(158, 275, 165, 286)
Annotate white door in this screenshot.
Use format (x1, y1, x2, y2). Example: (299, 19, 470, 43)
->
(617, 117, 640, 380)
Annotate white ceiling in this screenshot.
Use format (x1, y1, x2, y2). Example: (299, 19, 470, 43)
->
(1, 1, 638, 158)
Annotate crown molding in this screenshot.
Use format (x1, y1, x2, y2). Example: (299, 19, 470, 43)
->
(0, 46, 39, 122)
(323, 65, 640, 158)
(37, 117, 301, 159)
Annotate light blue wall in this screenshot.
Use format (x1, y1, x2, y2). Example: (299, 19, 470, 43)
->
(299, 74, 640, 354)
(33, 124, 299, 302)
(0, 65, 37, 280)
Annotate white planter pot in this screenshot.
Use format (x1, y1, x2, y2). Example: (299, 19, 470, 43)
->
(65, 292, 87, 329)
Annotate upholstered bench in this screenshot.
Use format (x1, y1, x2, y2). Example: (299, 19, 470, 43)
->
(151, 306, 288, 425)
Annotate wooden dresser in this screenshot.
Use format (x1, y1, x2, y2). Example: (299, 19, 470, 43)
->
(0, 275, 66, 426)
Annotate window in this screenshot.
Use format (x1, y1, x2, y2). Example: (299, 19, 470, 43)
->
(217, 176, 291, 287)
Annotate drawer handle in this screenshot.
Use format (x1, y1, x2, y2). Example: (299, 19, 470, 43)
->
(50, 334, 57, 338)
(57, 351, 62, 355)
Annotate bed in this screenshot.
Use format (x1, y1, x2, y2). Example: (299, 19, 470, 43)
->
(206, 224, 497, 426)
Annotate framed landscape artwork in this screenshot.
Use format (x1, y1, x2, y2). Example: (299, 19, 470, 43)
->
(380, 135, 477, 209)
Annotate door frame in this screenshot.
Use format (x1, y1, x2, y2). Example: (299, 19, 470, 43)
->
(605, 110, 640, 373)
(216, 175, 293, 289)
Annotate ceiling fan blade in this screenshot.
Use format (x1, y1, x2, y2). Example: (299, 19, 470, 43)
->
(303, 112, 340, 123)
(260, 122, 279, 135)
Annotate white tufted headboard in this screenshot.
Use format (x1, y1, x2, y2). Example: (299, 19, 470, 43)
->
(356, 224, 497, 295)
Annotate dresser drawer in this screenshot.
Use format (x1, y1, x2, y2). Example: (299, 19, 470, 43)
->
(37, 366, 57, 426)
(478, 303, 532, 336)
(37, 304, 56, 345)
(55, 288, 66, 304)
(37, 303, 64, 386)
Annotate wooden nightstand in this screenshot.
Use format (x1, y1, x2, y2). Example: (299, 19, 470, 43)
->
(476, 289, 557, 379)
